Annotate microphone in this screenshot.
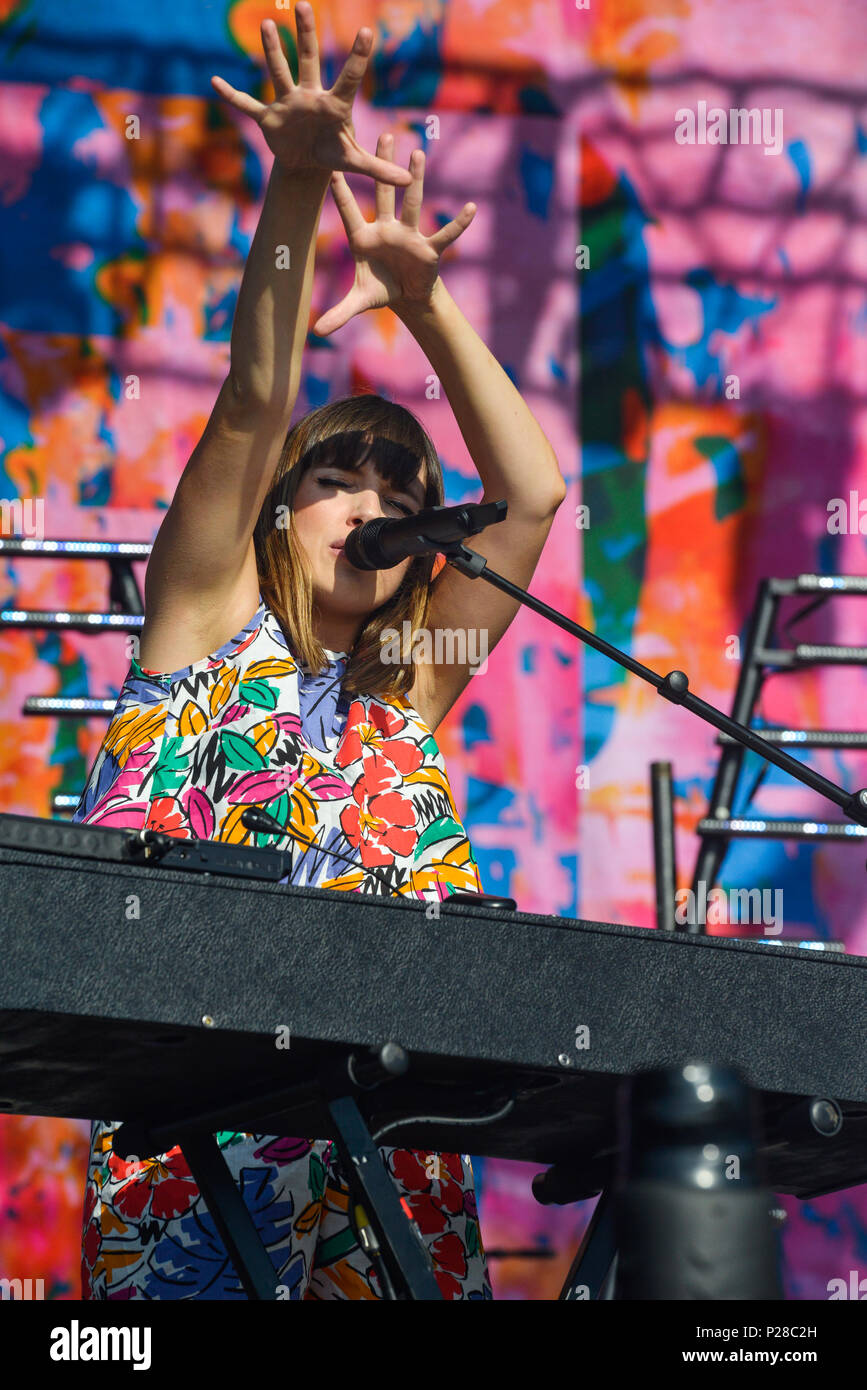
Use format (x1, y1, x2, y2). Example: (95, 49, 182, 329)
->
(241, 806, 401, 897)
(343, 499, 507, 571)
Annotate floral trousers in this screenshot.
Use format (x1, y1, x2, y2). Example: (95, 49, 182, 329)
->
(81, 1122, 493, 1300)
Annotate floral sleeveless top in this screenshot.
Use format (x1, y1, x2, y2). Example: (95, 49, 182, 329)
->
(71, 593, 492, 1300)
(72, 591, 483, 901)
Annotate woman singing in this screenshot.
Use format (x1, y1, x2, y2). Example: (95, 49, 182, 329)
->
(74, 5, 566, 1300)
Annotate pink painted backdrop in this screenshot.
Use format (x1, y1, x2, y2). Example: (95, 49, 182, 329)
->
(0, 0, 865, 1300)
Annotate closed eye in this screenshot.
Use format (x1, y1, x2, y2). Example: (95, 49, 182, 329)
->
(317, 476, 415, 516)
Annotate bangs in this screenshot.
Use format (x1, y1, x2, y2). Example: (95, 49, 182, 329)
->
(300, 430, 429, 499)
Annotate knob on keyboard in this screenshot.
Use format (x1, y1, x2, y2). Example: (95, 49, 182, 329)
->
(445, 891, 517, 910)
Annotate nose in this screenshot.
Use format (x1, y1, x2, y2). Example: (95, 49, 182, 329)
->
(348, 488, 385, 527)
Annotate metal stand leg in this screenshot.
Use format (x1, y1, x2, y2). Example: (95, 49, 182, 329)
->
(179, 1131, 281, 1300)
(558, 1189, 618, 1300)
(323, 1093, 442, 1300)
(113, 1043, 444, 1301)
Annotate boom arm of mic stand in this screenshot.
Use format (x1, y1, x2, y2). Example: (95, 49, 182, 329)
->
(440, 541, 867, 828)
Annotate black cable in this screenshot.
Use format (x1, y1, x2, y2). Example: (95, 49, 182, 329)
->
(241, 806, 406, 898)
(371, 1095, 516, 1145)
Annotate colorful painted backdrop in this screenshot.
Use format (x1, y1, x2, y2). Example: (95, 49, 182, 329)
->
(1, 0, 866, 1300)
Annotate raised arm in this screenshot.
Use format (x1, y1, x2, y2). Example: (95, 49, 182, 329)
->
(313, 136, 566, 731)
(140, 8, 412, 674)
(141, 159, 331, 672)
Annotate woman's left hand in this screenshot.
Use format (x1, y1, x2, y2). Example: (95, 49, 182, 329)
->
(312, 134, 476, 335)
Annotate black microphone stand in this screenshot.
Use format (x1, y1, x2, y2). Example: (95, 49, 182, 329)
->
(342, 509, 867, 1301)
(437, 520, 867, 868)
(439, 520, 867, 1301)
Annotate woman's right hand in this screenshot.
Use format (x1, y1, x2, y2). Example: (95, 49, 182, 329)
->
(210, 3, 412, 188)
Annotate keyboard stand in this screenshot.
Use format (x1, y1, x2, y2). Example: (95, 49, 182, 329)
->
(114, 1043, 443, 1301)
(557, 1188, 618, 1299)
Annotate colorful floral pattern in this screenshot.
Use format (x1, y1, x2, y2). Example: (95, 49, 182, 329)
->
(73, 594, 483, 900)
(73, 594, 491, 1299)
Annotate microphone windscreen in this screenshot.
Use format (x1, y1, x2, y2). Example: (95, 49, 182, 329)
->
(344, 520, 386, 570)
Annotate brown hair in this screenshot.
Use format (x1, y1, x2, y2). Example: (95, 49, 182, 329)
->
(253, 392, 445, 699)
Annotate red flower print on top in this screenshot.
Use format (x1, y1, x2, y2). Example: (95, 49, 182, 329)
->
(145, 796, 191, 838)
(339, 755, 417, 867)
(336, 701, 423, 777)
